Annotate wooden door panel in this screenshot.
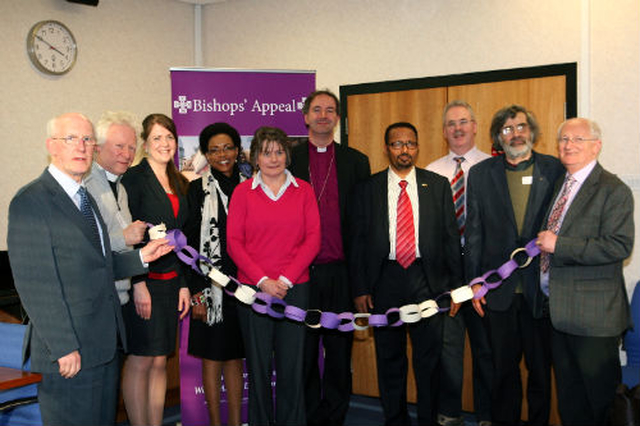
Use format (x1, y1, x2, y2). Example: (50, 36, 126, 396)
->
(346, 88, 447, 173)
(448, 75, 566, 157)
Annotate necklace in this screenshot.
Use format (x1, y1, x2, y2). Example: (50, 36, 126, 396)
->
(309, 148, 335, 205)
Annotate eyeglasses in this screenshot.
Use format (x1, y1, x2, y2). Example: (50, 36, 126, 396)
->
(445, 119, 473, 129)
(388, 141, 418, 150)
(207, 145, 237, 155)
(501, 123, 529, 136)
(558, 136, 598, 145)
(51, 135, 97, 147)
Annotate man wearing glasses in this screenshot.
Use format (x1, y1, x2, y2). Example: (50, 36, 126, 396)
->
(426, 100, 492, 426)
(465, 105, 564, 426)
(537, 118, 633, 425)
(7, 113, 172, 426)
(350, 122, 462, 426)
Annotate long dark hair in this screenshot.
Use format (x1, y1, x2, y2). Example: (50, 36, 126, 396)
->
(141, 113, 189, 195)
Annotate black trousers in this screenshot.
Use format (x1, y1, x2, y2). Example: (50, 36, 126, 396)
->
(551, 327, 621, 426)
(485, 294, 551, 426)
(238, 283, 309, 426)
(437, 302, 492, 422)
(303, 262, 353, 426)
(373, 260, 443, 426)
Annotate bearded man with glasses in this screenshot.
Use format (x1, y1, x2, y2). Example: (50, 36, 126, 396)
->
(465, 105, 564, 426)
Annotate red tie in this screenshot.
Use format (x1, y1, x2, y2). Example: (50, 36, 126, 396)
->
(396, 180, 416, 269)
(451, 157, 465, 235)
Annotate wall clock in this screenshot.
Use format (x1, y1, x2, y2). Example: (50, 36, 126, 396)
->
(27, 20, 78, 75)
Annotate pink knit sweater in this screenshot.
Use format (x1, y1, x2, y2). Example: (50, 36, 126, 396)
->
(227, 177, 321, 286)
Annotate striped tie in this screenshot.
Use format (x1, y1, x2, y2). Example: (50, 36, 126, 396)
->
(540, 175, 576, 273)
(78, 186, 102, 250)
(396, 180, 416, 269)
(451, 157, 466, 235)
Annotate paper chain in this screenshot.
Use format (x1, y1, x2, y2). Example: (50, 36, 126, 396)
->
(153, 224, 541, 331)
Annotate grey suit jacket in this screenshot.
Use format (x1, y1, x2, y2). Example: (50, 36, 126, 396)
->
(7, 169, 146, 373)
(85, 162, 134, 304)
(548, 162, 634, 337)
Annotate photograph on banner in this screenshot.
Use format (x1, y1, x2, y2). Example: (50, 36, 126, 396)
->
(171, 68, 315, 426)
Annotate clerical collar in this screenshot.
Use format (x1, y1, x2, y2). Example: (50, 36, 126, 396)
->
(311, 140, 334, 153)
(96, 162, 120, 183)
(504, 152, 535, 171)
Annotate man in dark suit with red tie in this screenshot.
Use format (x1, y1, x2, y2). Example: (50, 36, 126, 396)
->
(7, 113, 172, 426)
(537, 117, 634, 425)
(350, 122, 462, 426)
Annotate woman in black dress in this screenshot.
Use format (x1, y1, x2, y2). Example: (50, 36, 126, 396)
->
(121, 113, 191, 426)
(185, 123, 250, 426)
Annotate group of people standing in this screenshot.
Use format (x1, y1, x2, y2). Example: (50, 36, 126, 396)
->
(6, 88, 634, 426)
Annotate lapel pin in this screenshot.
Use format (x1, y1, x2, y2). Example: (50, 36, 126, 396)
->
(421, 183, 428, 188)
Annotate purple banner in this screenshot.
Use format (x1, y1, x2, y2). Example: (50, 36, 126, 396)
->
(172, 68, 315, 425)
(171, 68, 315, 136)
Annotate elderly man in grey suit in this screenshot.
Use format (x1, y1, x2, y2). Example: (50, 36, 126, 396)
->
(85, 111, 147, 306)
(537, 117, 634, 426)
(7, 112, 172, 426)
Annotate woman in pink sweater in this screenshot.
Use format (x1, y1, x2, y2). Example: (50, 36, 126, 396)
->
(227, 126, 321, 426)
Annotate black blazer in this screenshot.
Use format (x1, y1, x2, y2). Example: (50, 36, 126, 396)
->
(122, 158, 189, 282)
(8, 169, 145, 373)
(349, 167, 463, 300)
(464, 151, 564, 317)
(289, 140, 371, 255)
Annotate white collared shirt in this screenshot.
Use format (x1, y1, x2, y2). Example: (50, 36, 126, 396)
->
(426, 146, 491, 184)
(48, 164, 105, 254)
(387, 166, 421, 259)
(251, 169, 298, 201)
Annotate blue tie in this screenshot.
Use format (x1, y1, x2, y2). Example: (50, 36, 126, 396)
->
(78, 186, 102, 250)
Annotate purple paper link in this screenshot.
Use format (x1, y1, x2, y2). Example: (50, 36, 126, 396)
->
(482, 269, 503, 290)
(284, 305, 306, 322)
(320, 312, 341, 329)
(369, 314, 388, 327)
(166, 229, 187, 249)
(526, 238, 541, 257)
(251, 292, 271, 315)
(497, 259, 519, 279)
(337, 312, 355, 332)
(434, 293, 451, 312)
(464, 277, 487, 300)
(385, 307, 403, 327)
(267, 297, 287, 319)
(474, 285, 489, 299)
(176, 245, 206, 275)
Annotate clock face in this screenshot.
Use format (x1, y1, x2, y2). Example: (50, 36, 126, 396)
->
(27, 20, 77, 75)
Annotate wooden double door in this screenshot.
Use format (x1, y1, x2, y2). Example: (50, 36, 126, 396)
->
(341, 63, 576, 425)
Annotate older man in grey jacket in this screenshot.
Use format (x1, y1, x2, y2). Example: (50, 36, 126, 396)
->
(86, 111, 147, 305)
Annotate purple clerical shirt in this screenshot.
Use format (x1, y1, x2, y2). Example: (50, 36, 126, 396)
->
(308, 141, 344, 264)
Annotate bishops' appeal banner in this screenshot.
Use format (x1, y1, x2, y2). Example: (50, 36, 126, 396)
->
(171, 68, 315, 179)
(170, 68, 315, 426)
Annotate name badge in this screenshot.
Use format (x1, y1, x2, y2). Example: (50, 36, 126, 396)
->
(522, 176, 533, 185)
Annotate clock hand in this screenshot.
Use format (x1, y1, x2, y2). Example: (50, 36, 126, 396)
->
(36, 35, 65, 57)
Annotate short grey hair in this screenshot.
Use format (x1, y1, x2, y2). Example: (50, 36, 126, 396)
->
(442, 100, 476, 127)
(46, 112, 93, 138)
(95, 111, 139, 146)
(557, 117, 602, 141)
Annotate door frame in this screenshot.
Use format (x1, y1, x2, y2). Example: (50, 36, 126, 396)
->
(339, 62, 577, 147)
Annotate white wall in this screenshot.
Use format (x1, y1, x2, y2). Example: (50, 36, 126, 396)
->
(2, 0, 639, 294)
